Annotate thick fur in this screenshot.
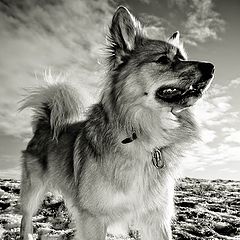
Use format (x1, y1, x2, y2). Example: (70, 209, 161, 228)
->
(20, 6, 214, 240)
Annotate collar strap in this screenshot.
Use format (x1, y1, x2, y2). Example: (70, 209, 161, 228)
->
(121, 132, 137, 144)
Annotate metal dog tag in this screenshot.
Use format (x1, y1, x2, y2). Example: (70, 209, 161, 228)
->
(152, 148, 164, 169)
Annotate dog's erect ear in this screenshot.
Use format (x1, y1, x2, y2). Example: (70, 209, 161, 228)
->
(107, 6, 143, 68)
(168, 31, 181, 47)
(110, 6, 143, 51)
(168, 31, 187, 59)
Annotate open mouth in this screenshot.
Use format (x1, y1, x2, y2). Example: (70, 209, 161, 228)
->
(155, 76, 213, 105)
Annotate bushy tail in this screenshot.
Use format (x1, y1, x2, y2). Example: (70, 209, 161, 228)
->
(19, 72, 82, 140)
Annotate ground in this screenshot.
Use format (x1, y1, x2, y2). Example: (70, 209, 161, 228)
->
(0, 178, 239, 240)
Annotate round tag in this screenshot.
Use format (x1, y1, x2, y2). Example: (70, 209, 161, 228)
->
(151, 148, 164, 168)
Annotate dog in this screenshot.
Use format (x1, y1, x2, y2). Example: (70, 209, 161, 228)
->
(19, 6, 214, 240)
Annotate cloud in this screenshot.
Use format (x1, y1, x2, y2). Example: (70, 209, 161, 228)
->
(169, 0, 188, 10)
(222, 127, 235, 133)
(185, 0, 225, 45)
(182, 77, 240, 180)
(0, 0, 115, 139)
(138, 0, 151, 4)
(200, 128, 216, 143)
(170, 0, 225, 45)
(136, 0, 225, 46)
(230, 77, 240, 86)
(191, 79, 240, 128)
(0, 0, 238, 180)
(139, 14, 167, 39)
(192, 95, 233, 126)
(219, 167, 238, 174)
(225, 130, 240, 144)
(194, 167, 205, 172)
(183, 139, 240, 180)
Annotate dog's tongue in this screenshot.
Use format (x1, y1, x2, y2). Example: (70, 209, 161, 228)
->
(171, 97, 198, 115)
(171, 107, 187, 115)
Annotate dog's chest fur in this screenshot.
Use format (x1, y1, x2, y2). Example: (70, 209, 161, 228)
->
(74, 105, 197, 219)
(114, 143, 178, 202)
(78, 141, 179, 220)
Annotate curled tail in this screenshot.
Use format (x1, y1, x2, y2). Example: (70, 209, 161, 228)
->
(20, 73, 82, 139)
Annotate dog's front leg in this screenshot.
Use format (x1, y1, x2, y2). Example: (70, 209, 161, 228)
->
(74, 210, 107, 240)
(139, 210, 173, 240)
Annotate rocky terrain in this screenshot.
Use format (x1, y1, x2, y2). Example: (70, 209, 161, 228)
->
(0, 177, 239, 240)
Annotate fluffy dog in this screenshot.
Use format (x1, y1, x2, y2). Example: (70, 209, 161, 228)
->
(20, 6, 214, 240)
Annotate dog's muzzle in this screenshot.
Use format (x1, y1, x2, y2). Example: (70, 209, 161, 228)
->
(155, 62, 214, 105)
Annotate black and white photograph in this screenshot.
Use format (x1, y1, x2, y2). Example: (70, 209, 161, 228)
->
(0, 0, 239, 239)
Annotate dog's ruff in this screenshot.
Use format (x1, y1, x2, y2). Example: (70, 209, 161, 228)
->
(19, 6, 214, 240)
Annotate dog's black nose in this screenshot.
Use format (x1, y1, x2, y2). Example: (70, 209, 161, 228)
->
(198, 62, 215, 77)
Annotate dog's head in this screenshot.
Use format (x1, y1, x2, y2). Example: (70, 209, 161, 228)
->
(105, 6, 214, 127)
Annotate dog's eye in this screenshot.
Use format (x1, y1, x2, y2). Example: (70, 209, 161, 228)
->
(156, 56, 170, 64)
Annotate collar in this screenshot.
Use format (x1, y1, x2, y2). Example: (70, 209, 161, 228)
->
(121, 133, 165, 169)
(121, 132, 137, 144)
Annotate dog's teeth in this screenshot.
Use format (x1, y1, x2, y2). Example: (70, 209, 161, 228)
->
(163, 88, 177, 93)
(163, 89, 173, 93)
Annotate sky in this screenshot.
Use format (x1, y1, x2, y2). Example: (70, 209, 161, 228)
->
(0, 0, 239, 180)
